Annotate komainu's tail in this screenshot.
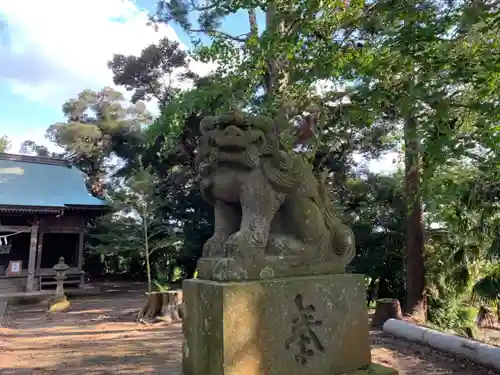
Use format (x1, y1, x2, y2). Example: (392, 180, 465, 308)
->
(315, 170, 356, 266)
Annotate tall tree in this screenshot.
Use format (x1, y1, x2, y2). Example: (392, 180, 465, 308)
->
(147, 0, 499, 322)
(18, 140, 61, 158)
(0, 135, 10, 152)
(300, 0, 500, 321)
(108, 37, 194, 109)
(348, 172, 406, 300)
(149, 0, 400, 171)
(90, 164, 179, 292)
(151, 0, 367, 124)
(45, 87, 152, 191)
(145, 0, 401, 276)
(367, 1, 498, 320)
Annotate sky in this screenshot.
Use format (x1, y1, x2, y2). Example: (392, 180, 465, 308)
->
(0, 0, 398, 172)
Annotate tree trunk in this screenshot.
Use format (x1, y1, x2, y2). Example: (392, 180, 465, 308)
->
(403, 115, 427, 321)
(476, 305, 497, 329)
(263, 3, 293, 122)
(145, 249, 152, 293)
(137, 290, 183, 323)
(378, 277, 390, 299)
(371, 298, 403, 328)
(366, 278, 378, 307)
(143, 206, 152, 293)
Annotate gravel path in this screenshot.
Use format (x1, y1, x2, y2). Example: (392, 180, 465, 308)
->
(0, 293, 499, 374)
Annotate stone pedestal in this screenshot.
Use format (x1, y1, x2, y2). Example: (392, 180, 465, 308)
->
(183, 273, 380, 375)
(196, 257, 344, 281)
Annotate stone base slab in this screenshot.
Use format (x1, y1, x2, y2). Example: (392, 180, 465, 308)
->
(182, 273, 371, 375)
(197, 256, 345, 281)
(343, 363, 398, 374)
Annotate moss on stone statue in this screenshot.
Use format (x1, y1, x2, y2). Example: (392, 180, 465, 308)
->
(197, 111, 356, 276)
(183, 274, 373, 375)
(48, 296, 71, 313)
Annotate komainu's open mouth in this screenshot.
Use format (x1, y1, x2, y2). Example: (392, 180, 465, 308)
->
(218, 144, 246, 152)
(214, 136, 248, 152)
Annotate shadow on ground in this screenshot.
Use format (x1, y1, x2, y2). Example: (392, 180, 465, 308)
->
(370, 330, 500, 375)
(0, 293, 182, 375)
(1, 292, 500, 375)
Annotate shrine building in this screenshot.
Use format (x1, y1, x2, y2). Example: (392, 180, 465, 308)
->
(0, 152, 107, 294)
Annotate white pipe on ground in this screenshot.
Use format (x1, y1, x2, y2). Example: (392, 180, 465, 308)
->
(382, 318, 500, 370)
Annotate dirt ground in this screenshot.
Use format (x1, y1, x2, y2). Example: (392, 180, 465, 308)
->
(0, 294, 182, 375)
(0, 293, 499, 375)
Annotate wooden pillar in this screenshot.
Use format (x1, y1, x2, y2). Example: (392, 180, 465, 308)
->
(77, 218, 85, 287)
(35, 223, 44, 290)
(26, 222, 39, 292)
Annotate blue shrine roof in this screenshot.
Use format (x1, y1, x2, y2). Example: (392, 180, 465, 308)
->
(0, 153, 106, 211)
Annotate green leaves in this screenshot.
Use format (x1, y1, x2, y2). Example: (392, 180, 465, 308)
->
(89, 164, 181, 290)
(472, 265, 500, 305)
(89, 216, 143, 256)
(45, 87, 152, 182)
(486, 235, 500, 262)
(347, 173, 406, 290)
(108, 37, 190, 108)
(99, 0, 500, 307)
(0, 135, 10, 153)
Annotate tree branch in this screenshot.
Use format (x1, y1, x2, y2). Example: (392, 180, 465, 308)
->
(147, 229, 167, 240)
(147, 236, 181, 255)
(187, 0, 221, 13)
(248, 9, 258, 36)
(189, 28, 248, 42)
(148, 242, 172, 255)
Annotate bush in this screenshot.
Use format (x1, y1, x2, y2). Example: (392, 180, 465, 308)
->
(428, 296, 477, 331)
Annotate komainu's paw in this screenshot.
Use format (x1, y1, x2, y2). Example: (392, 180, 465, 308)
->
(202, 234, 228, 257)
(224, 230, 266, 258)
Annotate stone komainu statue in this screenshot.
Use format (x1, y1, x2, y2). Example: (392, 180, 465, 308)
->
(197, 112, 355, 268)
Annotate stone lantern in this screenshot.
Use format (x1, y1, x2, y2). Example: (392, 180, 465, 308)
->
(52, 256, 70, 299)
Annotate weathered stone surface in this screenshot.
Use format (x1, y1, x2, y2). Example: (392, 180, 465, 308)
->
(342, 363, 398, 374)
(182, 273, 371, 375)
(197, 112, 355, 270)
(197, 256, 345, 281)
(186, 112, 399, 375)
(53, 257, 70, 299)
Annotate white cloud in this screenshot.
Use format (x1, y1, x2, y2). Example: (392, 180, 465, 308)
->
(2, 128, 62, 154)
(0, 0, 215, 107)
(0, 0, 217, 155)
